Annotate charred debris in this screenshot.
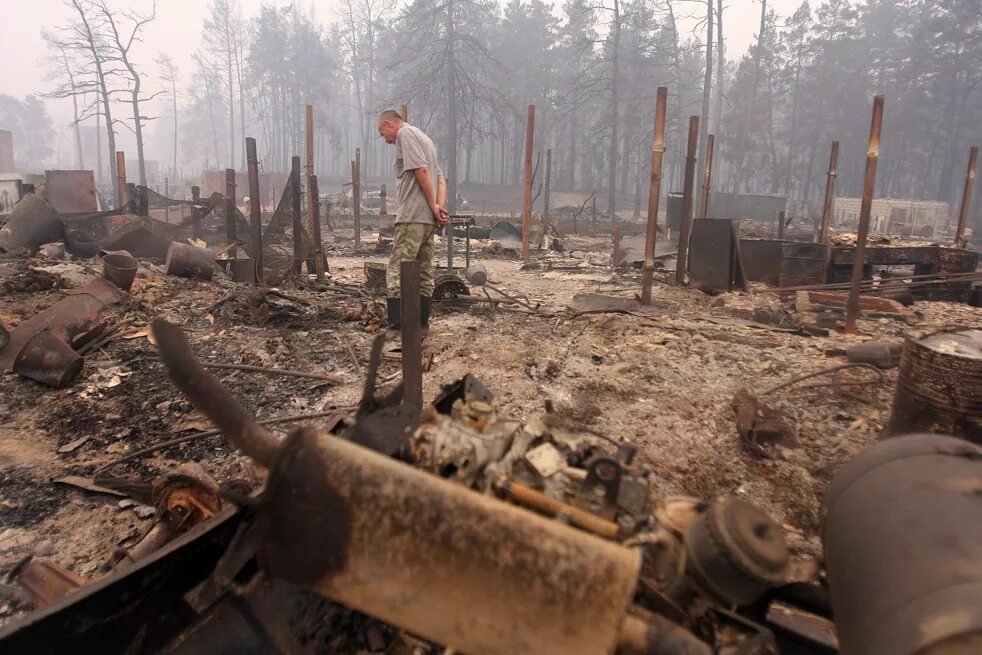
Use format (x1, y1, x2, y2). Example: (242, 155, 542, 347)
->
(0, 96, 981, 655)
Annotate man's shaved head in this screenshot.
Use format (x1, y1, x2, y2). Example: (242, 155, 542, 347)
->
(378, 109, 405, 144)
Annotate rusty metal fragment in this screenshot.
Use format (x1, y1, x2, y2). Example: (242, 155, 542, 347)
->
(733, 390, 797, 456)
(0, 193, 63, 253)
(13, 330, 84, 388)
(44, 170, 98, 214)
(11, 559, 87, 608)
(884, 329, 982, 443)
(165, 242, 216, 281)
(823, 434, 982, 655)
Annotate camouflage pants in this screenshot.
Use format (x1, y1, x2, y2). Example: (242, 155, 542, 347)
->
(387, 223, 437, 298)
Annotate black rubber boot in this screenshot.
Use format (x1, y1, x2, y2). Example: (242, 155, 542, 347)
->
(386, 297, 401, 331)
(420, 296, 432, 329)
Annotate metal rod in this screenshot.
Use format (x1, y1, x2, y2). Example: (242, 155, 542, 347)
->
(311, 174, 324, 278)
(845, 96, 885, 334)
(592, 194, 597, 236)
(352, 154, 361, 250)
(777, 210, 786, 240)
(755, 272, 982, 295)
(522, 104, 535, 259)
(447, 219, 454, 270)
(697, 133, 715, 219)
(291, 156, 303, 276)
(544, 147, 552, 226)
(819, 141, 840, 243)
(202, 362, 343, 383)
(955, 146, 978, 247)
(400, 261, 423, 410)
(612, 222, 622, 269)
(246, 137, 263, 284)
(307, 104, 324, 278)
(676, 116, 700, 285)
(401, 103, 408, 122)
(151, 319, 279, 468)
(191, 185, 201, 240)
(465, 225, 471, 268)
(642, 87, 668, 305)
(116, 151, 127, 208)
(501, 481, 619, 540)
(225, 168, 237, 257)
(164, 177, 169, 222)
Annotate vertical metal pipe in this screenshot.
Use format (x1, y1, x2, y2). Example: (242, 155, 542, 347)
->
(592, 194, 597, 236)
(164, 177, 169, 222)
(379, 184, 387, 228)
(447, 215, 454, 270)
(191, 185, 201, 240)
(400, 261, 423, 410)
(955, 146, 978, 247)
(845, 96, 885, 334)
(401, 103, 408, 122)
(676, 116, 700, 285)
(612, 222, 622, 269)
(291, 156, 303, 276)
(522, 104, 535, 259)
(246, 137, 263, 284)
(777, 210, 786, 240)
(225, 168, 237, 257)
(819, 141, 840, 243)
(544, 147, 552, 226)
(698, 133, 715, 220)
(311, 175, 324, 277)
(353, 150, 362, 250)
(116, 152, 127, 208)
(307, 104, 323, 279)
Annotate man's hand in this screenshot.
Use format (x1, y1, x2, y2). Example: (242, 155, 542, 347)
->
(430, 202, 450, 226)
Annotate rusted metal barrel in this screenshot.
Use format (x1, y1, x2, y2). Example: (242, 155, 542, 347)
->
(13, 330, 83, 388)
(102, 253, 139, 292)
(262, 427, 641, 655)
(822, 433, 982, 655)
(165, 243, 215, 281)
(884, 329, 982, 443)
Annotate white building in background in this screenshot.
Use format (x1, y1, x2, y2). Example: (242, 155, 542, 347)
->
(833, 197, 952, 238)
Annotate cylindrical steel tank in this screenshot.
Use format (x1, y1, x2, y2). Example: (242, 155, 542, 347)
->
(822, 433, 982, 655)
(884, 329, 982, 443)
(261, 427, 642, 655)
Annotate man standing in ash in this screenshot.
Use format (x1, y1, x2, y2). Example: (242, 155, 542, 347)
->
(377, 109, 448, 337)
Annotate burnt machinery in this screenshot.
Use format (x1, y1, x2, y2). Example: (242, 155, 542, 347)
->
(1, 322, 980, 654)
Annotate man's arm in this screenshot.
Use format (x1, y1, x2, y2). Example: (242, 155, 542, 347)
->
(437, 175, 447, 208)
(414, 166, 449, 225)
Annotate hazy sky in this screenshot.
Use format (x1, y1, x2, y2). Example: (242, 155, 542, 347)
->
(0, 0, 804, 158)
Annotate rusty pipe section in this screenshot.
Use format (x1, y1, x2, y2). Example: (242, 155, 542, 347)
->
(262, 426, 642, 655)
(151, 319, 279, 467)
(822, 434, 982, 655)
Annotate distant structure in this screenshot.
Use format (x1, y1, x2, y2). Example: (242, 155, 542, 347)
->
(834, 197, 951, 238)
(0, 130, 14, 174)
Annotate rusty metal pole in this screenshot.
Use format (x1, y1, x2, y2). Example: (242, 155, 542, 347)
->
(544, 147, 551, 227)
(955, 146, 978, 248)
(191, 185, 201, 240)
(311, 175, 324, 275)
(697, 134, 715, 220)
(676, 116, 700, 285)
(522, 104, 535, 259)
(819, 141, 840, 243)
(353, 149, 361, 250)
(246, 137, 263, 284)
(401, 103, 408, 122)
(164, 176, 169, 222)
(306, 104, 324, 279)
(845, 96, 885, 334)
(612, 222, 622, 269)
(379, 184, 387, 228)
(291, 156, 303, 276)
(400, 261, 423, 410)
(225, 168, 237, 257)
(116, 152, 127, 208)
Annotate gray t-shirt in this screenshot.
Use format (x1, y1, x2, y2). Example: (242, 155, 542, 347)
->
(394, 124, 443, 225)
